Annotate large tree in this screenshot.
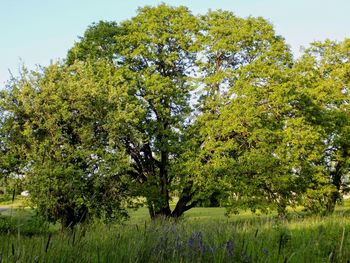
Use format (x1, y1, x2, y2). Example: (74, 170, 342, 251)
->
(4, 4, 348, 223)
(67, 4, 201, 218)
(193, 10, 325, 216)
(0, 61, 134, 227)
(293, 39, 350, 213)
(65, 5, 319, 218)
(116, 5, 201, 218)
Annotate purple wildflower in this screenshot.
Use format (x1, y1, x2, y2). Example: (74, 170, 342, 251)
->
(226, 239, 234, 257)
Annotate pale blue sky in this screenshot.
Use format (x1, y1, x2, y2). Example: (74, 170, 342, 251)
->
(1, 0, 349, 85)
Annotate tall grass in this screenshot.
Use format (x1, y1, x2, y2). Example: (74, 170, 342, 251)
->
(1, 209, 350, 262)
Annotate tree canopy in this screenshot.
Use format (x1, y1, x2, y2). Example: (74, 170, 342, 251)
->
(1, 4, 350, 227)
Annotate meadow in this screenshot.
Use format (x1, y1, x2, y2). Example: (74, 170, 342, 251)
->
(1, 200, 350, 262)
(1, 5, 350, 263)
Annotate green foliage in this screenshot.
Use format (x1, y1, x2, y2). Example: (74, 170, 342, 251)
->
(1, 3, 350, 223)
(66, 21, 121, 64)
(293, 39, 350, 213)
(193, 10, 303, 216)
(113, 4, 200, 217)
(0, 61, 134, 227)
(0, 214, 49, 236)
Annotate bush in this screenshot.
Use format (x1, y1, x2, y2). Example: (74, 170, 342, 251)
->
(0, 215, 49, 236)
(0, 194, 12, 203)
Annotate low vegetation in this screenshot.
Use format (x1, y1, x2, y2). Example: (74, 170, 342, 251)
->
(1, 204, 350, 262)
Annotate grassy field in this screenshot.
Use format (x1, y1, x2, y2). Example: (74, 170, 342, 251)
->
(1, 200, 350, 262)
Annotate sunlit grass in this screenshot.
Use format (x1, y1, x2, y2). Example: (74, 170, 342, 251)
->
(1, 201, 350, 262)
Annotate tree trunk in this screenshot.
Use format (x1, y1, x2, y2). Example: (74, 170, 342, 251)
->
(159, 150, 171, 216)
(171, 183, 197, 218)
(146, 149, 171, 219)
(146, 182, 197, 219)
(60, 205, 88, 230)
(326, 161, 342, 213)
(147, 200, 156, 219)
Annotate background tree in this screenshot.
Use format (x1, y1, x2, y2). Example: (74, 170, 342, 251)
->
(293, 39, 350, 213)
(0, 68, 33, 188)
(0, 61, 134, 228)
(194, 10, 316, 216)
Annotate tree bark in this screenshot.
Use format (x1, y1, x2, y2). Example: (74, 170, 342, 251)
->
(154, 150, 171, 217)
(327, 161, 342, 213)
(171, 183, 197, 218)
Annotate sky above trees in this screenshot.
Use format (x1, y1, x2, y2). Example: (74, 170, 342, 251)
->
(1, 0, 349, 85)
